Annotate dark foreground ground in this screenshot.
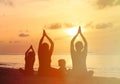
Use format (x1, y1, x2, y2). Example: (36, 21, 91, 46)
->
(0, 67, 120, 84)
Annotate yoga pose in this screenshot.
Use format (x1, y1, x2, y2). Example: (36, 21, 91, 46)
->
(25, 45, 35, 73)
(38, 30, 57, 76)
(19, 45, 35, 75)
(71, 26, 87, 74)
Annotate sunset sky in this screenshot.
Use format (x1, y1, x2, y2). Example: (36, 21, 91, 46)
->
(0, 0, 120, 55)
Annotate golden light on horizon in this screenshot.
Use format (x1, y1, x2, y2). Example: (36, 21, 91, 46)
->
(65, 26, 86, 36)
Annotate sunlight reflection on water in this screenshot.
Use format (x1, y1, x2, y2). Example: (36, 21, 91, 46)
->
(0, 53, 120, 78)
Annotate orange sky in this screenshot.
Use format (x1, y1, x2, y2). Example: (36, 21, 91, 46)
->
(0, 0, 120, 54)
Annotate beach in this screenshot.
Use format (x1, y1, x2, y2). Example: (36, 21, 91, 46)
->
(0, 67, 120, 84)
(1, 54, 120, 78)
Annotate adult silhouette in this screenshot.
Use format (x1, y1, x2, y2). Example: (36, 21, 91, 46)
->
(70, 26, 88, 75)
(38, 30, 57, 76)
(19, 45, 35, 75)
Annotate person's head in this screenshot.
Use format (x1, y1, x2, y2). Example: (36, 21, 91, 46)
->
(42, 43, 49, 51)
(75, 41, 83, 51)
(58, 59, 66, 68)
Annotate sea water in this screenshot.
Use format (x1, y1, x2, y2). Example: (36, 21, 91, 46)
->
(0, 53, 120, 78)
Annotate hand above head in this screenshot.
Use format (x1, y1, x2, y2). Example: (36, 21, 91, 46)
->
(78, 26, 81, 34)
(43, 29, 47, 36)
(30, 45, 32, 49)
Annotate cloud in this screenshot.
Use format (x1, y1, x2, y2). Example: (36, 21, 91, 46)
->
(96, 0, 115, 9)
(43, 23, 76, 29)
(116, 0, 120, 5)
(85, 22, 113, 29)
(96, 23, 113, 29)
(44, 23, 62, 29)
(89, 0, 120, 9)
(19, 33, 29, 37)
(44, 21, 113, 30)
(0, 0, 14, 7)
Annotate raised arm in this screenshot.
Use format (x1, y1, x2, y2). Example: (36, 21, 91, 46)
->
(31, 45, 35, 56)
(71, 29, 79, 53)
(79, 26, 87, 47)
(38, 30, 45, 52)
(25, 46, 31, 56)
(44, 30, 54, 53)
(79, 26, 88, 53)
(39, 30, 45, 45)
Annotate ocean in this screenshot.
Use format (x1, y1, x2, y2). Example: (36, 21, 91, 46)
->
(0, 53, 120, 78)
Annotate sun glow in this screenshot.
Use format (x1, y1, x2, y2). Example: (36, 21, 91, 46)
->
(66, 26, 86, 36)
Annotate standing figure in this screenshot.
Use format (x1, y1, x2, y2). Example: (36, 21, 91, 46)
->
(70, 26, 88, 75)
(19, 45, 35, 75)
(38, 30, 57, 76)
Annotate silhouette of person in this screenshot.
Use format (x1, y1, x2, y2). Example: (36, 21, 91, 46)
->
(19, 45, 35, 75)
(58, 59, 67, 77)
(70, 26, 88, 75)
(38, 30, 58, 77)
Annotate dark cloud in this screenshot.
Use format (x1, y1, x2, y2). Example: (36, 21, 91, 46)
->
(90, 0, 120, 9)
(96, 23, 113, 29)
(0, 0, 14, 7)
(44, 23, 76, 29)
(19, 33, 29, 37)
(116, 0, 120, 5)
(45, 22, 113, 30)
(96, 0, 115, 9)
(45, 23, 62, 29)
(85, 22, 113, 29)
